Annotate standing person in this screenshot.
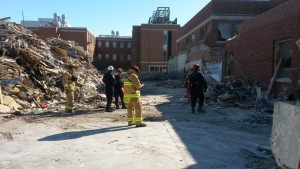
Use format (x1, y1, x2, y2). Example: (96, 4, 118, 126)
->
(62, 61, 83, 113)
(102, 66, 115, 112)
(114, 68, 127, 109)
(184, 66, 194, 103)
(123, 66, 146, 127)
(189, 64, 207, 114)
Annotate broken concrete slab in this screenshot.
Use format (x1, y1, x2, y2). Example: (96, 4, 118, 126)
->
(271, 102, 300, 169)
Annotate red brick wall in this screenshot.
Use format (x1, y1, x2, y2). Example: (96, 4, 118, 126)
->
(27, 27, 95, 56)
(133, 24, 180, 72)
(224, 0, 300, 95)
(177, 0, 270, 64)
(29, 27, 58, 39)
(93, 37, 132, 71)
(132, 26, 141, 67)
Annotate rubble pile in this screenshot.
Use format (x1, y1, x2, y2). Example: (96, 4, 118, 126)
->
(205, 79, 273, 111)
(0, 20, 103, 115)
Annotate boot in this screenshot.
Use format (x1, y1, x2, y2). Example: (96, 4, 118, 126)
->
(128, 122, 135, 126)
(136, 123, 147, 127)
(192, 107, 195, 114)
(198, 106, 206, 113)
(122, 104, 127, 109)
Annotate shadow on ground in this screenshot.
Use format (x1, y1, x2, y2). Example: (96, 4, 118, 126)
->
(38, 125, 132, 141)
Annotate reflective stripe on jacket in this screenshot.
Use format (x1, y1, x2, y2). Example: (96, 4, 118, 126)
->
(123, 70, 142, 104)
(62, 72, 76, 92)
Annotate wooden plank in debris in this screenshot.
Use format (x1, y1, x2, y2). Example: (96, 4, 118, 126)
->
(266, 57, 283, 97)
(0, 86, 3, 105)
(51, 46, 68, 57)
(0, 17, 11, 21)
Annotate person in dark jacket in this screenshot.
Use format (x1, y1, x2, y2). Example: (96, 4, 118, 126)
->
(184, 66, 194, 103)
(114, 68, 127, 109)
(102, 65, 115, 112)
(189, 64, 207, 114)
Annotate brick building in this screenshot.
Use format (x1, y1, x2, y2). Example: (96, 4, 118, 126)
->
(22, 13, 96, 59)
(28, 27, 96, 58)
(175, 0, 270, 76)
(223, 0, 300, 96)
(93, 33, 132, 71)
(132, 7, 180, 72)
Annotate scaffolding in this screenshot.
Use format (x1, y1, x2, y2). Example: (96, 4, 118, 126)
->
(148, 7, 177, 24)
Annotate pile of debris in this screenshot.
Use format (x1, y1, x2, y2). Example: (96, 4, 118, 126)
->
(0, 19, 104, 116)
(205, 79, 274, 111)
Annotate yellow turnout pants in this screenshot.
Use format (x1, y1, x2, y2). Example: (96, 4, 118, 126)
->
(127, 97, 143, 125)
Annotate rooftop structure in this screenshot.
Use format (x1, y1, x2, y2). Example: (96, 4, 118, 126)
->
(148, 7, 177, 24)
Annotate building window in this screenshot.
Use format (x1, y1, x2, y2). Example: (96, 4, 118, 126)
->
(127, 42, 132, 48)
(120, 54, 124, 61)
(113, 42, 117, 48)
(97, 54, 102, 59)
(113, 54, 116, 61)
(105, 41, 109, 48)
(163, 31, 168, 61)
(97, 41, 102, 48)
(234, 23, 241, 36)
(218, 23, 231, 41)
(149, 65, 167, 72)
(105, 54, 109, 61)
(200, 26, 207, 40)
(127, 54, 131, 61)
(275, 40, 292, 80)
(191, 34, 196, 43)
(120, 42, 124, 48)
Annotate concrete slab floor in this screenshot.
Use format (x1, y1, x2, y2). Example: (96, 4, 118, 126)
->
(0, 82, 275, 169)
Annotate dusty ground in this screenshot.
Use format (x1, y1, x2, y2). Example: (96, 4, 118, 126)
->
(0, 82, 277, 169)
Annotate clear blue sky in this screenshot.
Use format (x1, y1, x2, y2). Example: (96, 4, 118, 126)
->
(1, 0, 211, 36)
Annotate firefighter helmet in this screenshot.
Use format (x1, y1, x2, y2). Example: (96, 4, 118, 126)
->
(68, 61, 76, 68)
(107, 65, 114, 71)
(131, 66, 140, 73)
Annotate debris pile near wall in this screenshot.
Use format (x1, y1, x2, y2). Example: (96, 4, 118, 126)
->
(0, 20, 103, 116)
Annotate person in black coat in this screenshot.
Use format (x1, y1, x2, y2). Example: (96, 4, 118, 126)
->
(189, 64, 207, 114)
(102, 66, 115, 112)
(114, 68, 127, 109)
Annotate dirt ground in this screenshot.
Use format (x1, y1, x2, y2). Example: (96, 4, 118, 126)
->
(0, 82, 278, 169)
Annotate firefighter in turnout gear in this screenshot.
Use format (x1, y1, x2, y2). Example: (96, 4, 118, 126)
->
(124, 66, 146, 127)
(189, 64, 207, 114)
(62, 61, 82, 113)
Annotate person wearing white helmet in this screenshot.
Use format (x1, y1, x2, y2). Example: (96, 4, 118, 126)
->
(102, 65, 115, 112)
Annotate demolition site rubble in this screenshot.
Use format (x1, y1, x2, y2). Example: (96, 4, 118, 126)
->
(0, 20, 104, 118)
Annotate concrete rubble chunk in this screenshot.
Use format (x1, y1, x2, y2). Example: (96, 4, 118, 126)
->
(271, 102, 300, 169)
